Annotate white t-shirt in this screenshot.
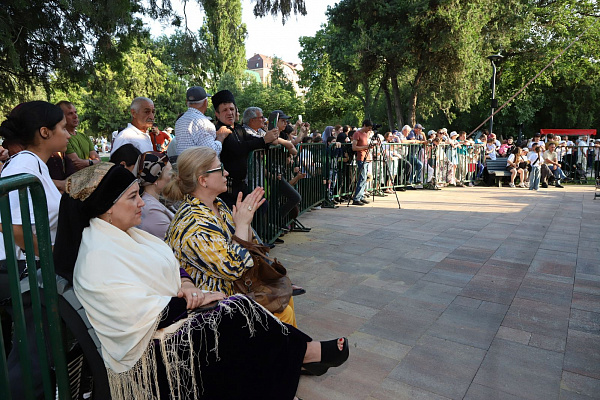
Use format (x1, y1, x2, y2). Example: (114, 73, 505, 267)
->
(577, 139, 588, 158)
(0, 151, 62, 260)
(566, 140, 574, 154)
(507, 153, 516, 166)
(528, 151, 543, 168)
(486, 144, 497, 160)
(111, 123, 153, 155)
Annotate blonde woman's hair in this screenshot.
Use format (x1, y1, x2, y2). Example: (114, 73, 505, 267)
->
(163, 146, 218, 201)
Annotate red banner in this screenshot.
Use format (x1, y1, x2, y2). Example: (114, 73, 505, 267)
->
(540, 129, 596, 136)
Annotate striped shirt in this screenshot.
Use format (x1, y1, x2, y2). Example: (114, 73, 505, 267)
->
(165, 195, 253, 295)
(175, 107, 222, 155)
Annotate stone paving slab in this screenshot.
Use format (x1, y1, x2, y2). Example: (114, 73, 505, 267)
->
(270, 185, 600, 399)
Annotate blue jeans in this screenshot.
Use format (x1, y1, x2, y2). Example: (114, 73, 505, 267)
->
(529, 166, 540, 190)
(409, 155, 423, 183)
(353, 161, 369, 201)
(549, 165, 566, 181)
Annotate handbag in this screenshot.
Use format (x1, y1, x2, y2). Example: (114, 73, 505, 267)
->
(232, 235, 292, 314)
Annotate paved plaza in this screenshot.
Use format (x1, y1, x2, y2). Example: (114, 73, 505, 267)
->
(271, 185, 600, 400)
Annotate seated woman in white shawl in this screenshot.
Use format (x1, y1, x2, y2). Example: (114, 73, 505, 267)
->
(52, 163, 349, 400)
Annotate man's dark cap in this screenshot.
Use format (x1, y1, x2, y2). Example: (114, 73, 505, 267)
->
(186, 86, 210, 101)
(212, 90, 236, 111)
(414, 123, 424, 130)
(270, 110, 291, 120)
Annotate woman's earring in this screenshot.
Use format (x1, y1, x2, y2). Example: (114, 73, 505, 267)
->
(108, 212, 113, 224)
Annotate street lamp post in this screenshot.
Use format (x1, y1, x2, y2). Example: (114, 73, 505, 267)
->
(487, 54, 503, 135)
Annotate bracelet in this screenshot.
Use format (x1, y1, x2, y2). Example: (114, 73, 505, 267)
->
(89, 159, 93, 166)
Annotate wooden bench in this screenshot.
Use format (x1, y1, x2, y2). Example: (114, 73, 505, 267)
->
(485, 158, 511, 187)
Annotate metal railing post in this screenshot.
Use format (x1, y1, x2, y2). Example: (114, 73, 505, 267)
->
(0, 174, 71, 400)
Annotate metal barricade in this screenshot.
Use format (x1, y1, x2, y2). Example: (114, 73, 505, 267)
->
(559, 144, 597, 183)
(425, 142, 485, 187)
(368, 143, 411, 193)
(0, 174, 71, 400)
(246, 143, 330, 243)
(326, 143, 355, 202)
(295, 143, 327, 211)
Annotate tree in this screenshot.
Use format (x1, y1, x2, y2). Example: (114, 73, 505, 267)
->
(153, 31, 207, 86)
(0, 0, 167, 103)
(298, 30, 361, 127)
(198, 0, 247, 90)
(1, 0, 307, 105)
(55, 38, 186, 136)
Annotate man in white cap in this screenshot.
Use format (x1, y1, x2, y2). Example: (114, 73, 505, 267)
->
(175, 86, 230, 156)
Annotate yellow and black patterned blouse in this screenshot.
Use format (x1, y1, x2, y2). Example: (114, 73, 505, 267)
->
(165, 195, 253, 295)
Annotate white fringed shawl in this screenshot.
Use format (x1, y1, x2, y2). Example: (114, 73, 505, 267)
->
(73, 218, 280, 399)
(73, 217, 181, 373)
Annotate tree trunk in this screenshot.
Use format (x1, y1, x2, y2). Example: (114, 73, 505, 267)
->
(382, 77, 394, 130)
(408, 69, 424, 126)
(391, 75, 404, 128)
(363, 79, 372, 118)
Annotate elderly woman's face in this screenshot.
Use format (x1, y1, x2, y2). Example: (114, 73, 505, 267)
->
(156, 162, 173, 193)
(108, 182, 145, 231)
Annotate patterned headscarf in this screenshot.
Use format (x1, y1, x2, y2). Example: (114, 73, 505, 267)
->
(54, 163, 137, 283)
(137, 151, 169, 187)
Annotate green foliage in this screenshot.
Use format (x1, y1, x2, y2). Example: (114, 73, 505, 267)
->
(298, 31, 361, 128)
(296, 0, 600, 136)
(0, 0, 306, 104)
(199, 0, 248, 90)
(234, 81, 305, 123)
(0, 0, 166, 104)
(2, 0, 600, 140)
(153, 31, 207, 86)
(250, 0, 306, 24)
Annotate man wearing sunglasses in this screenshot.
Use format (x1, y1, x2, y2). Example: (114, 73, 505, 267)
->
(212, 90, 279, 208)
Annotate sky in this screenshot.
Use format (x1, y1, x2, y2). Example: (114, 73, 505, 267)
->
(148, 0, 339, 65)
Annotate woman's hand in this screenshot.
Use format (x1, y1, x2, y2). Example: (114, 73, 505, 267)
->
(232, 187, 266, 227)
(178, 281, 226, 310)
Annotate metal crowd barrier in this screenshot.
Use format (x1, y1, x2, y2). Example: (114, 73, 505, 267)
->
(426, 143, 486, 187)
(0, 174, 71, 400)
(244, 140, 491, 242)
(556, 144, 599, 183)
(295, 143, 327, 210)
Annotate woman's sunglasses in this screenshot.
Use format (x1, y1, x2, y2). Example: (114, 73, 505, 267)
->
(204, 162, 224, 176)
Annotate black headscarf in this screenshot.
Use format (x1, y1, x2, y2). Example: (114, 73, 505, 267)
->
(53, 163, 137, 283)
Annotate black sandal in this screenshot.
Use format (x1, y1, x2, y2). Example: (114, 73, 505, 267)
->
(302, 338, 349, 376)
(292, 285, 306, 296)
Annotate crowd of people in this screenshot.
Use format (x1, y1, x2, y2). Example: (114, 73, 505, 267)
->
(0, 96, 349, 400)
(0, 89, 597, 398)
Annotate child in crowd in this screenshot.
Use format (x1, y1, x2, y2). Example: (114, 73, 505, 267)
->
(485, 137, 497, 160)
(528, 144, 543, 190)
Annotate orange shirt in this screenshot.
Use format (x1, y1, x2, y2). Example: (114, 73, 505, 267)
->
(354, 130, 371, 162)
